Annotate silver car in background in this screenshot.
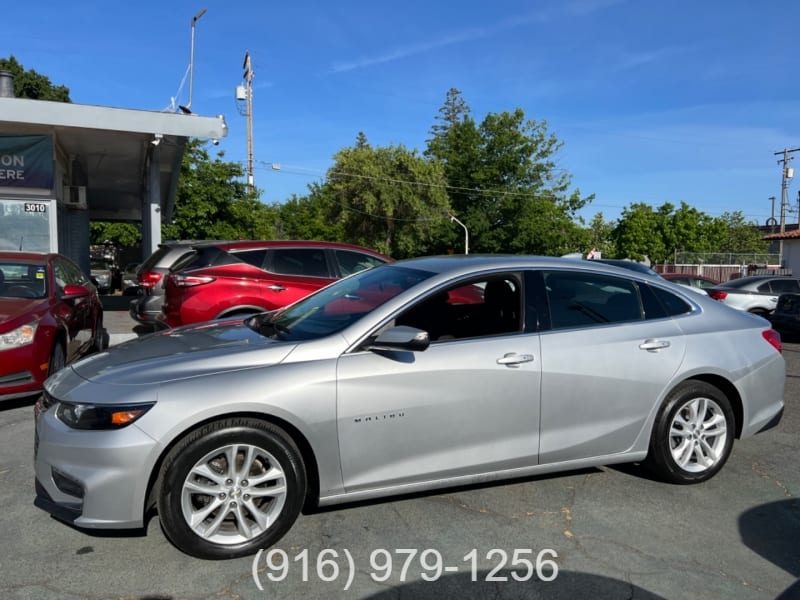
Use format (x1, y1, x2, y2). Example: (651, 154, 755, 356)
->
(34, 256, 785, 559)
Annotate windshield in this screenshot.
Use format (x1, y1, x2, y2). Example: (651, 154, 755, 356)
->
(0, 262, 48, 299)
(249, 264, 434, 341)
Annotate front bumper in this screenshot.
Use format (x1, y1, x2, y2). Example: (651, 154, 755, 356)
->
(34, 398, 162, 529)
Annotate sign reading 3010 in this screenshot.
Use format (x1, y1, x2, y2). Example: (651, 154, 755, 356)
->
(24, 203, 47, 213)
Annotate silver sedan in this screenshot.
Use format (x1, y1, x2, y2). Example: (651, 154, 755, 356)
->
(34, 255, 785, 559)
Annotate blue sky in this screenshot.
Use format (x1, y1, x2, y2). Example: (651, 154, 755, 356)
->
(4, 0, 799, 225)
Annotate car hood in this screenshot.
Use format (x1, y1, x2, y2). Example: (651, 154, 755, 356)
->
(69, 319, 297, 385)
(0, 298, 48, 331)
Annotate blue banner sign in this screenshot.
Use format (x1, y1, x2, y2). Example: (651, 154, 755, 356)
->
(0, 135, 54, 189)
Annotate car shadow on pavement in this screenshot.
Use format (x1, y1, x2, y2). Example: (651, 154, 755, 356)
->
(361, 569, 666, 599)
(739, 499, 800, 599)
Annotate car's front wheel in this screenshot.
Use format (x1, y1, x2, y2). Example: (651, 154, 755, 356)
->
(645, 381, 734, 484)
(157, 418, 306, 559)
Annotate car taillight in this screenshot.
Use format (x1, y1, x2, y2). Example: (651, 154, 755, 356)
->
(138, 271, 163, 289)
(762, 329, 782, 353)
(709, 290, 727, 300)
(169, 273, 216, 288)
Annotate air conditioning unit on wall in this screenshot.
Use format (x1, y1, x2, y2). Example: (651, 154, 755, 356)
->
(62, 185, 87, 210)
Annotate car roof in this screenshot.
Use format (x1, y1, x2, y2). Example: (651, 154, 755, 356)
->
(717, 275, 796, 287)
(391, 254, 668, 279)
(201, 239, 391, 258)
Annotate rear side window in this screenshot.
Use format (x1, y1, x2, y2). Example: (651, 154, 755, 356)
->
(171, 246, 237, 272)
(231, 249, 269, 268)
(267, 249, 331, 278)
(544, 271, 642, 330)
(648, 285, 692, 317)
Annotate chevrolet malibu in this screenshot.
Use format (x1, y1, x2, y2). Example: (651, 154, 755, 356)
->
(34, 256, 785, 559)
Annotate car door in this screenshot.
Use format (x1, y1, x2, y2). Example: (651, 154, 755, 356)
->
(53, 258, 93, 360)
(537, 270, 687, 464)
(336, 273, 542, 492)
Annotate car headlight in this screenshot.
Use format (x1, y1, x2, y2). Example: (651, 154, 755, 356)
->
(55, 401, 155, 430)
(0, 320, 38, 350)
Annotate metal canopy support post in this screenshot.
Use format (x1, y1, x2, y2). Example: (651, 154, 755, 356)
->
(142, 143, 162, 260)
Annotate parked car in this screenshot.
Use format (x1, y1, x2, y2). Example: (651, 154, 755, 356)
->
(0, 251, 103, 402)
(129, 241, 209, 327)
(120, 263, 141, 296)
(661, 273, 719, 289)
(90, 259, 114, 294)
(35, 255, 784, 559)
(587, 258, 708, 295)
(160, 240, 391, 328)
(768, 292, 800, 338)
(708, 275, 800, 316)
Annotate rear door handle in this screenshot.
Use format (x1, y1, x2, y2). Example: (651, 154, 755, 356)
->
(267, 284, 286, 292)
(639, 339, 671, 352)
(496, 353, 534, 367)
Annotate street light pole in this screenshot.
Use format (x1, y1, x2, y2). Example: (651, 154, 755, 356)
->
(179, 7, 207, 114)
(449, 214, 469, 254)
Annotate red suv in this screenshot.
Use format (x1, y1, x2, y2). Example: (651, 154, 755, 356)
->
(160, 241, 391, 328)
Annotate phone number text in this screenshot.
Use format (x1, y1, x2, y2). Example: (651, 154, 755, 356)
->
(252, 547, 559, 591)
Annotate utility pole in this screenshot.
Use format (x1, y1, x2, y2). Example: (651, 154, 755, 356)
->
(242, 51, 255, 192)
(774, 147, 800, 265)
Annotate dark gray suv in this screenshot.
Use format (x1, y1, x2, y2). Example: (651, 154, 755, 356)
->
(129, 241, 222, 328)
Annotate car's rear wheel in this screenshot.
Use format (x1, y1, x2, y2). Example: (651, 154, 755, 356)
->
(48, 341, 65, 376)
(157, 418, 306, 559)
(645, 381, 734, 484)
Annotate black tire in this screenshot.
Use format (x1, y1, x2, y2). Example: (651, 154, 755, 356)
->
(157, 418, 306, 559)
(92, 313, 105, 353)
(645, 381, 735, 484)
(48, 340, 66, 376)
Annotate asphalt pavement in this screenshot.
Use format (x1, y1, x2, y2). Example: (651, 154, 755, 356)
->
(0, 308, 798, 599)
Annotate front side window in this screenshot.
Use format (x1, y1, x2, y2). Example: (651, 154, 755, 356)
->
(395, 274, 522, 341)
(770, 279, 800, 293)
(334, 249, 387, 276)
(0, 261, 48, 298)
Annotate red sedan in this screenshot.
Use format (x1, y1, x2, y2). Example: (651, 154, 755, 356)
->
(0, 252, 103, 402)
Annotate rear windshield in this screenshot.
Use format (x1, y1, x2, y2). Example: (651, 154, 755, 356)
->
(140, 245, 175, 271)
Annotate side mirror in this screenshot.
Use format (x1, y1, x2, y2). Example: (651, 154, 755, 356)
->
(366, 325, 430, 352)
(61, 283, 91, 300)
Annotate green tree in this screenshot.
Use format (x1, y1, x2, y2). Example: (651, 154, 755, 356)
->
(162, 140, 275, 240)
(275, 189, 344, 241)
(585, 212, 617, 257)
(0, 55, 71, 101)
(712, 211, 769, 254)
(324, 137, 452, 257)
(90, 222, 141, 246)
(612, 202, 769, 262)
(425, 89, 592, 255)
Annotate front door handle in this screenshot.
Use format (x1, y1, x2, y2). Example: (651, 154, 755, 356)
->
(267, 284, 286, 292)
(639, 339, 671, 352)
(496, 353, 534, 367)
